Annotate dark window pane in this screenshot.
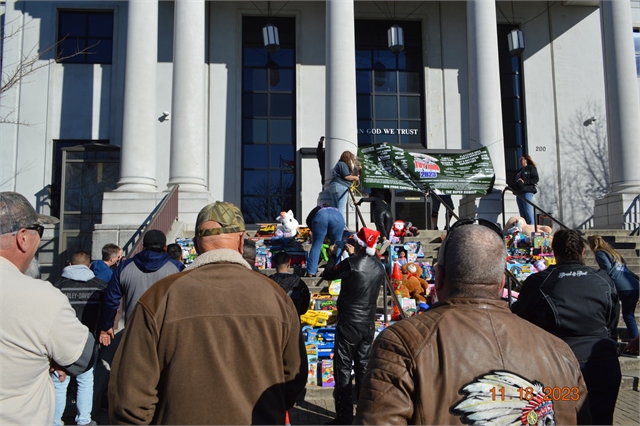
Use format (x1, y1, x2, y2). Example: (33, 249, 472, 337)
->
(244, 145, 268, 168)
(59, 13, 86, 37)
(403, 47, 422, 70)
(243, 197, 270, 223)
(373, 70, 397, 93)
(373, 49, 396, 69)
(87, 13, 113, 37)
(270, 69, 293, 92)
(398, 72, 420, 93)
(244, 47, 268, 67)
(88, 39, 113, 63)
(374, 120, 399, 144)
(270, 145, 295, 169)
(358, 120, 374, 145)
(243, 93, 268, 116)
(375, 96, 397, 119)
(356, 50, 372, 68)
(243, 171, 269, 195)
(243, 119, 268, 143)
(271, 171, 294, 194)
(357, 95, 372, 119)
(399, 96, 420, 119)
(59, 38, 87, 61)
(270, 120, 293, 143)
(270, 94, 293, 117)
(270, 49, 294, 67)
(64, 215, 80, 230)
(399, 121, 421, 144)
(356, 70, 371, 93)
(244, 68, 268, 91)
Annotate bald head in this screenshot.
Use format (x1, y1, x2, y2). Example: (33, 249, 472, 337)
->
(194, 221, 246, 255)
(71, 251, 91, 266)
(436, 224, 506, 300)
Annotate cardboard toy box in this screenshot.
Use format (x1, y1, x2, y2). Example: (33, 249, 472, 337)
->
(321, 359, 335, 387)
(306, 344, 318, 386)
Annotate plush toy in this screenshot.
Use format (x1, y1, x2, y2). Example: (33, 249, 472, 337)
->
(274, 210, 299, 238)
(390, 220, 420, 243)
(505, 216, 553, 235)
(401, 262, 430, 304)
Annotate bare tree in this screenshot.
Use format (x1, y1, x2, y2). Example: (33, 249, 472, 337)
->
(1, 17, 96, 124)
(559, 101, 609, 228)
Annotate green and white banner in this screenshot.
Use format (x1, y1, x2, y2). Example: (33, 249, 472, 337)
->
(358, 143, 495, 195)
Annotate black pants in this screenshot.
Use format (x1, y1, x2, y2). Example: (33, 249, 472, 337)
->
(372, 208, 393, 240)
(333, 321, 375, 423)
(580, 356, 621, 425)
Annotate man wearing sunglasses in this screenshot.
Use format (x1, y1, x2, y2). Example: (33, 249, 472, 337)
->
(0, 192, 97, 425)
(355, 220, 590, 425)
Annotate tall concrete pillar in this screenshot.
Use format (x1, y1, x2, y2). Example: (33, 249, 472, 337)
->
(324, 0, 358, 189)
(459, 0, 516, 223)
(593, 0, 640, 230)
(168, 0, 208, 192)
(116, 0, 158, 192)
(467, 0, 506, 190)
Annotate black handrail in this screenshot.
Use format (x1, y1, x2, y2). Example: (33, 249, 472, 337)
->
(500, 186, 571, 231)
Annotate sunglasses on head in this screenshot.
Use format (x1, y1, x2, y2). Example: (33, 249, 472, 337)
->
(24, 224, 44, 238)
(440, 218, 503, 262)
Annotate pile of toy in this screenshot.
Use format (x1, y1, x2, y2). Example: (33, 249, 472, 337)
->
(504, 217, 555, 284)
(175, 238, 198, 265)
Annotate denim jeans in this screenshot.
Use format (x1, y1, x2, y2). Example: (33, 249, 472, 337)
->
(52, 367, 94, 426)
(307, 207, 345, 275)
(329, 181, 350, 223)
(619, 289, 639, 338)
(516, 192, 534, 225)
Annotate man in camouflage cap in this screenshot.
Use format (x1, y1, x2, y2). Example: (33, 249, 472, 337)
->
(109, 201, 306, 424)
(0, 192, 96, 425)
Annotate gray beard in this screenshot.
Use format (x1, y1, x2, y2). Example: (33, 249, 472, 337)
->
(24, 257, 41, 279)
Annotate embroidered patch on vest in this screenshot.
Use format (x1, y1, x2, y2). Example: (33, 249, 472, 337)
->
(450, 370, 556, 425)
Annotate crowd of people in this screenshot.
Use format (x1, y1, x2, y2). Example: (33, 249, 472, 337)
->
(1, 184, 638, 425)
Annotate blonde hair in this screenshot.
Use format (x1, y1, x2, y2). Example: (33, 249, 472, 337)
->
(587, 235, 623, 264)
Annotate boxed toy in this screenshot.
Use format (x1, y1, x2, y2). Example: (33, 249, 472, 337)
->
(306, 344, 318, 386)
(313, 297, 338, 311)
(507, 263, 534, 282)
(321, 359, 335, 387)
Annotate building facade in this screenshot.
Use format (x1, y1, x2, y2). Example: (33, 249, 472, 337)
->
(1, 0, 639, 277)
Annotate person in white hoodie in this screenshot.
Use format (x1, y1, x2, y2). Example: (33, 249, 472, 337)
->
(51, 251, 107, 426)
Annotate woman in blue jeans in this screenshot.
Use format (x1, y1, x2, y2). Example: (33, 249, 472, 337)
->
(305, 205, 345, 277)
(513, 155, 539, 225)
(589, 235, 640, 338)
(329, 151, 360, 222)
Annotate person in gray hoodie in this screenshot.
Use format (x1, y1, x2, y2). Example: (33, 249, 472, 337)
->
(51, 251, 107, 426)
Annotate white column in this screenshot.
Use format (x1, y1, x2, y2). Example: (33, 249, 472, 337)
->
(168, 0, 207, 192)
(600, 0, 640, 194)
(467, 0, 506, 189)
(324, 0, 358, 189)
(116, 0, 158, 192)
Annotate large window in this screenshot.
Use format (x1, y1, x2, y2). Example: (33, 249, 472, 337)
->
(242, 16, 296, 223)
(57, 10, 114, 64)
(497, 25, 527, 183)
(355, 20, 424, 146)
(634, 28, 640, 76)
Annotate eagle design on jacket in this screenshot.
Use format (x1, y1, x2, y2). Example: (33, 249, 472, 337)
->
(450, 370, 555, 425)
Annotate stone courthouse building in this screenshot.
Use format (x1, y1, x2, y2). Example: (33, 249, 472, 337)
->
(1, 0, 639, 276)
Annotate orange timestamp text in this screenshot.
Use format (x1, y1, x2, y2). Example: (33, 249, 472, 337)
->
(490, 386, 580, 401)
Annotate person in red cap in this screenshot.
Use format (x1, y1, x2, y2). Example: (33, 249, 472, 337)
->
(321, 227, 386, 425)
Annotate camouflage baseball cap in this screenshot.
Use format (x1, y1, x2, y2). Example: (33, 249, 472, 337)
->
(195, 201, 245, 236)
(0, 192, 59, 235)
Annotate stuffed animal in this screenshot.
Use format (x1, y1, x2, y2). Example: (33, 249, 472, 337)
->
(401, 262, 430, 304)
(505, 216, 552, 235)
(274, 210, 299, 238)
(390, 220, 420, 243)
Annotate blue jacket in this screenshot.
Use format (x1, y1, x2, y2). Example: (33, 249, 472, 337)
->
(90, 260, 114, 283)
(595, 250, 639, 293)
(99, 250, 184, 331)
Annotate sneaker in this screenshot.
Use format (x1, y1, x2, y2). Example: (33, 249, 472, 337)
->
(380, 239, 391, 254)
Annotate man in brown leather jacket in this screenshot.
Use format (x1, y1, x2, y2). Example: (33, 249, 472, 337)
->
(355, 221, 590, 425)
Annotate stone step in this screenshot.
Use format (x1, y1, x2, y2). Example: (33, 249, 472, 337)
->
(581, 229, 640, 237)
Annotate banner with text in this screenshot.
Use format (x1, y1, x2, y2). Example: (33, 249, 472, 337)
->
(358, 143, 495, 195)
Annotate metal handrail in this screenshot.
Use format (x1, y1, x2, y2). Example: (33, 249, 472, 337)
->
(500, 186, 571, 231)
(125, 185, 180, 258)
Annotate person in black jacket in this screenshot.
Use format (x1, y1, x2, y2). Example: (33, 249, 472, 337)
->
(357, 189, 393, 242)
(513, 154, 539, 225)
(269, 251, 310, 316)
(51, 251, 107, 426)
(322, 227, 386, 425)
(512, 229, 621, 425)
